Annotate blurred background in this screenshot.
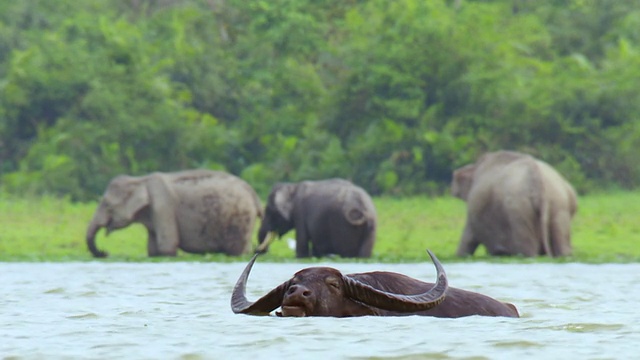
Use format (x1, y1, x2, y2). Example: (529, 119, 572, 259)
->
(1, 0, 639, 201)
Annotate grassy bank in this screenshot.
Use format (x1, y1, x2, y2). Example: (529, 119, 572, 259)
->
(1, 192, 639, 263)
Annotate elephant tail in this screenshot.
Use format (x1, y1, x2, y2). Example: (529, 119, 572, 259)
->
(534, 165, 553, 257)
(540, 195, 553, 256)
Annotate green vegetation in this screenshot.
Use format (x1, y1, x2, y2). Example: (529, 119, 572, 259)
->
(1, 0, 640, 201)
(1, 2, 638, 263)
(1, 192, 638, 263)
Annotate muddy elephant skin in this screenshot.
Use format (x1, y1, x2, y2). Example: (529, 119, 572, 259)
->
(452, 151, 577, 257)
(86, 170, 263, 257)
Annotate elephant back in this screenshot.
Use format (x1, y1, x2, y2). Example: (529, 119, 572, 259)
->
(170, 170, 260, 255)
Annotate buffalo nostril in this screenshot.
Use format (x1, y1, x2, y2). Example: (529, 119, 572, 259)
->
(287, 285, 312, 298)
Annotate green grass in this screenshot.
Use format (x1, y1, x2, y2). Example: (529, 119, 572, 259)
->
(1, 191, 639, 263)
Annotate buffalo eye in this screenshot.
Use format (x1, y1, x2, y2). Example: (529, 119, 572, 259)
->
(325, 277, 341, 291)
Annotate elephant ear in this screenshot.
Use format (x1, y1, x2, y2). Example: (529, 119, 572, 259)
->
(122, 180, 150, 220)
(451, 164, 476, 200)
(273, 183, 296, 221)
(341, 188, 368, 226)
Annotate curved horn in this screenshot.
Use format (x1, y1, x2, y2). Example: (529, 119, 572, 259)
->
(230, 253, 290, 315)
(343, 250, 448, 313)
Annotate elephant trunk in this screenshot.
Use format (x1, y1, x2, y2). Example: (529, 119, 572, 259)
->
(255, 231, 278, 253)
(86, 223, 108, 258)
(86, 207, 109, 258)
(257, 226, 268, 252)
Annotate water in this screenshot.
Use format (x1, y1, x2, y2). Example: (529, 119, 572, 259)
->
(2, 260, 638, 359)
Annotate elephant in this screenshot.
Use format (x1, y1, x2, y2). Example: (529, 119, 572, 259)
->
(256, 178, 377, 258)
(86, 169, 263, 257)
(451, 150, 578, 257)
(231, 249, 519, 318)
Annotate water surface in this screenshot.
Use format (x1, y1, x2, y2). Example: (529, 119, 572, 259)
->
(2, 260, 638, 359)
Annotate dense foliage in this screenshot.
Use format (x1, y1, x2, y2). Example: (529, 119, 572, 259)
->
(1, 0, 639, 200)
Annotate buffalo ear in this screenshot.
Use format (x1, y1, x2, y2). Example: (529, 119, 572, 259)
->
(273, 184, 296, 221)
(231, 253, 289, 315)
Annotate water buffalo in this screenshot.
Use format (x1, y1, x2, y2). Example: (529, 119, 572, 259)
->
(231, 250, 519, 318)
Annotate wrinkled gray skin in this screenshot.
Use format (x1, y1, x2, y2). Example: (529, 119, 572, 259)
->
(258, 178, 377, 258)
(86, 170, 263, 257)
(452, 151, 578, 257)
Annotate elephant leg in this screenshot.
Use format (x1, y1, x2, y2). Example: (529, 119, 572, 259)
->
(147, 229, 160, 256)
(456, 223, 480, 256)
(295, 224, 311, 258)
(550, 211, 573, 256)
(146, 224, 177, 256)
(505, 215, 539, 257)
(350, 220, 375, 258)
(311, 244, 324, 258)
(146, 175, 180, 256)
(156, 240, 178, 256)
(357, 228, 375, 258)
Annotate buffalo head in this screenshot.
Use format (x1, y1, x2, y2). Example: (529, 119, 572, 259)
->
(231, 250, 448, 317)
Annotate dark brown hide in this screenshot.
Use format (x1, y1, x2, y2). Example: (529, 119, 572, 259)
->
(231, 250, 519, 318)
(349, 272, 519, 317)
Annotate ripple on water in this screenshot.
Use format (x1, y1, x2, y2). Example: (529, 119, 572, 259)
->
(226, 336, 290, 349)
(78, 291, 99, 297)
(43, 287, 65, 294)
(66, 313, 99, 320)
(569, 295, 596, 302)
(2, 262, 640, 359)
(491, 340, 544, 348)
(552, 323, 626, 333)
(178, 353, 208, 360)
(195, 313, 215, 319)
(523, 322, 626, 333)
(350, 353, 486, 360)
(90, 342, 139, 350)
(118, 310, 146, 316)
